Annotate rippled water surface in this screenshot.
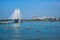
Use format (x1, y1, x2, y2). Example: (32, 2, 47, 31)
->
(0, 22, 60, 40)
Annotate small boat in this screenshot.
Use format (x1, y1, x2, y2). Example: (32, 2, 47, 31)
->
(27, 27, 31, 30)
(36, 30, 41, 32)
(19, 27, 23, 31)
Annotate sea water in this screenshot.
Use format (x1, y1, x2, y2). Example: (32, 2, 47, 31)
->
(0, 22, 60, 40)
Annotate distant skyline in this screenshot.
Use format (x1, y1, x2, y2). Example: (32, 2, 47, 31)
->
(0, 0, 60, 19)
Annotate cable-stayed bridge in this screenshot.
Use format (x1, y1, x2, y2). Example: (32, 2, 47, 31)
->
(0, 8, 21, 24)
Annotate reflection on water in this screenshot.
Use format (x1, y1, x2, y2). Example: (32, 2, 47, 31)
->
(0, 22, 60, 40)
(12, 23, 20, 27)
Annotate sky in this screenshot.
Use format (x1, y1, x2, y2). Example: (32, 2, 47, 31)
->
(0, 0, 60, 19)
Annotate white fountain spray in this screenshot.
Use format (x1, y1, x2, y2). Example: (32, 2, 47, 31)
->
(10, 8, 20, 23)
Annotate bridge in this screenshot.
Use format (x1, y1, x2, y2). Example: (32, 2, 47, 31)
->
(0, 8, 21, 24)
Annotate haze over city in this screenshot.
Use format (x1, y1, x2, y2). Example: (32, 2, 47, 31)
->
(0, 0, 60, 19)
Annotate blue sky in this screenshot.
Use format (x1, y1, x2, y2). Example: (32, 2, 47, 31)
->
(0, 0, 60, 19)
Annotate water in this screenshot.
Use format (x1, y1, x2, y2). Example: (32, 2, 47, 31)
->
(0, 22, 60, 40)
